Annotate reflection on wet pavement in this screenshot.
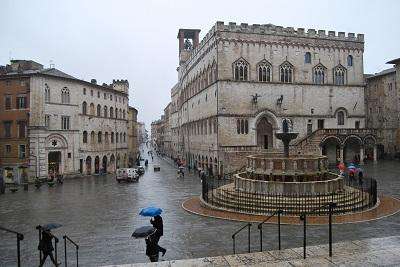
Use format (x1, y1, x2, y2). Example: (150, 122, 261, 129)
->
(1, 152, 400, 266)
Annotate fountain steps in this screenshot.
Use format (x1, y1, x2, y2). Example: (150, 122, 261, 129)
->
(206, 188, 371, 215)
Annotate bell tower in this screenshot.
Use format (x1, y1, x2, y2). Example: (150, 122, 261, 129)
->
(177, 29, 201, 65)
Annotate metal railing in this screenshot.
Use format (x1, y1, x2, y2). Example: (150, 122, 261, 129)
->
(63, 235, 79, 267)
(258, 209, 282, 252)
(0, 226, 24, 267)
(36, 225, 59, 265)
(299, 202, 337, 259)
(232, 223, 252, 254)
(202, 175, 377, 216)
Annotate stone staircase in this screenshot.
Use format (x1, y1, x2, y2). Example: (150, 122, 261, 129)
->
(104, 236, 400, 266)
(206, 184, 373, 215)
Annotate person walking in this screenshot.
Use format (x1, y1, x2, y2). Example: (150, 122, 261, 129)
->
(145, 233, 159, 262)
(38, 229, 59, 266)
(150, 215, 167, 256)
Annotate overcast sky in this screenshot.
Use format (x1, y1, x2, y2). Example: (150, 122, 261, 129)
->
(1, 0, 399, 128)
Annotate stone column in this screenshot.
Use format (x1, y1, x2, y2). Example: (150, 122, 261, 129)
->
(339, 146, 344, 163)
(359, 146, 365, 165)
(373, 145, 378, 163)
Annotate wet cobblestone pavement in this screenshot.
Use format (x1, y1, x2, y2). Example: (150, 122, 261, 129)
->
(1, 149, 400, 266)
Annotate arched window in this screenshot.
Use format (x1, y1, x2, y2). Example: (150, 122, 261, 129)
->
(116, 132, 119, 143)
(83, 131, 88, 143)
(90, 103, 95, 115)
(334, 65, 346, 85)
(115, 109, 118, 119)
(280, 62, 293, 83)
(305, 52, 311, 64)
(347, 55, 353, 67)
(337, 111, 345, 125)
(98, 131, 102, 143)
(103, 106, 108, 118)
(237, 119, 241, 134)
(313, 65, 326, 85)
(61, 87, 70, 104)
(90, 131, 95, 143)
(45, 84, 50, 102)
(123, 110, 126, 119)
(233, 58, 249, 81)
(119, 109, 122, 119)
(120, 132, 122, 142)
(110, 107, 114, 118)
(240, 119, 245, 134)
(123, 133, 126, 142)
(97, 104, 101, 117)
(245, 120, 249, 134)
(82, 102, 87, 114)
(111, 132, 114, 143)
(258, 61, 272, 82)
(105, 132, 109, 143)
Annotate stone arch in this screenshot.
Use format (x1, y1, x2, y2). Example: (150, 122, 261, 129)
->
(253, 110, 279, 149)
(94, 156, 100, 174)
(320, 136, 342, 164)
(85, 156, 92, 175)
(110, 154, 115, 172)
(46, 133, 68, 149)
(102, 155, 107, 173)
(343, 135, 362, 163)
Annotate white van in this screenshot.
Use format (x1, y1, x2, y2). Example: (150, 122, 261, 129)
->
(116, 168, 139, 183)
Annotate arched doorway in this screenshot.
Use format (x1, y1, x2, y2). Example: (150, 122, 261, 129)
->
(110, 154, 115, 172)
(95, 156, 100, 174)
(86, 156, 92, 175)
(321, 136, 341, 165)
(102, 156, 107, 173)
(343, 136, 362, 163)
(364, 136, 377, 161)
(256, 117, 274, 149)
(48, 151, 61, 175)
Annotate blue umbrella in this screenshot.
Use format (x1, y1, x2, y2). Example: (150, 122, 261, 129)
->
(42, 223, 62, 230)
(139, 207, 163, 217)
(347, 166, 356, 169)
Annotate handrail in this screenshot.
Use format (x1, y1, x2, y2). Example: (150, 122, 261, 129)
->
(0, 226, 24, 267)
(257, 210, 282, 252)
(63, 235, 79, 267)
(299, 202, 337, 259)
(232, 223, 251, 254)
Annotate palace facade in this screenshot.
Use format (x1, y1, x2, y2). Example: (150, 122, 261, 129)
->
(154, 22, 381, 175)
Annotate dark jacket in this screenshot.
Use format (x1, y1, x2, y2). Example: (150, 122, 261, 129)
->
(38, 231, 54, 253)
(150, 215, 163, 236)
(145, 234, 158, 256)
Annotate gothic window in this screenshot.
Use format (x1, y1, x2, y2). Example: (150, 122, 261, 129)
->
(347, 55, 353, 67)
(89, 103, 95, 115)
(61, 87, 70, 104)
(111, 132, 114, 143)
(83, 88, 86, 95)
(123, 110, 126, 119)
(104, 106, 108, 118)
(123, 133, 126, 142)
(245, 120, 249, 134)
(83, 131, 88, 143)
(120, 132, 122, 142)
(116, 132, 119, 143)
(257, 60, 272, 82)
(280, 62, 293, 83)
(240, 119, 245, 134)
(337, 111, 345, 125)
(334, 65, 346, 85)
(97, 104, 101, 116)
(82, 102, 87, 114)
(233, 58, 249, 81)
(313, 64, 326, 85)
(45, 84, 50, 102)
(98, 131, 102, 143)
(91, 131, 95, 143)
(305, 52, 311, 64)
(105, 132, 109, 143)
(110, 107, 114, 118)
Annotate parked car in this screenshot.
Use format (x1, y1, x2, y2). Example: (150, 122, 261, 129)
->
(154, 165, 160, 172)
(137, 166, 145, 176)
(116, 168, 139, 183)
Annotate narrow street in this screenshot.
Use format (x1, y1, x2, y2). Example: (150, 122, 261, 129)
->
(1, 147, 400, 266)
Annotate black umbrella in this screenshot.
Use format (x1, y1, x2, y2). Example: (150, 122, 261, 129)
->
(132, 226, 155, 239)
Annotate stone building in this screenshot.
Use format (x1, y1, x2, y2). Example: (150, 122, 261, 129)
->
(137, 122, 146, 145)
(0, 60, 130, 181)
(158, 22, 379, 175)
(365, 58, 400, 157)
(127, 106, 139, 166)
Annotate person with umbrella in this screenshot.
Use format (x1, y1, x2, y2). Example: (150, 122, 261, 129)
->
(38, 224, 61, 266)
(145, 231, 159, 262)
(150, 215, 167, 256)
